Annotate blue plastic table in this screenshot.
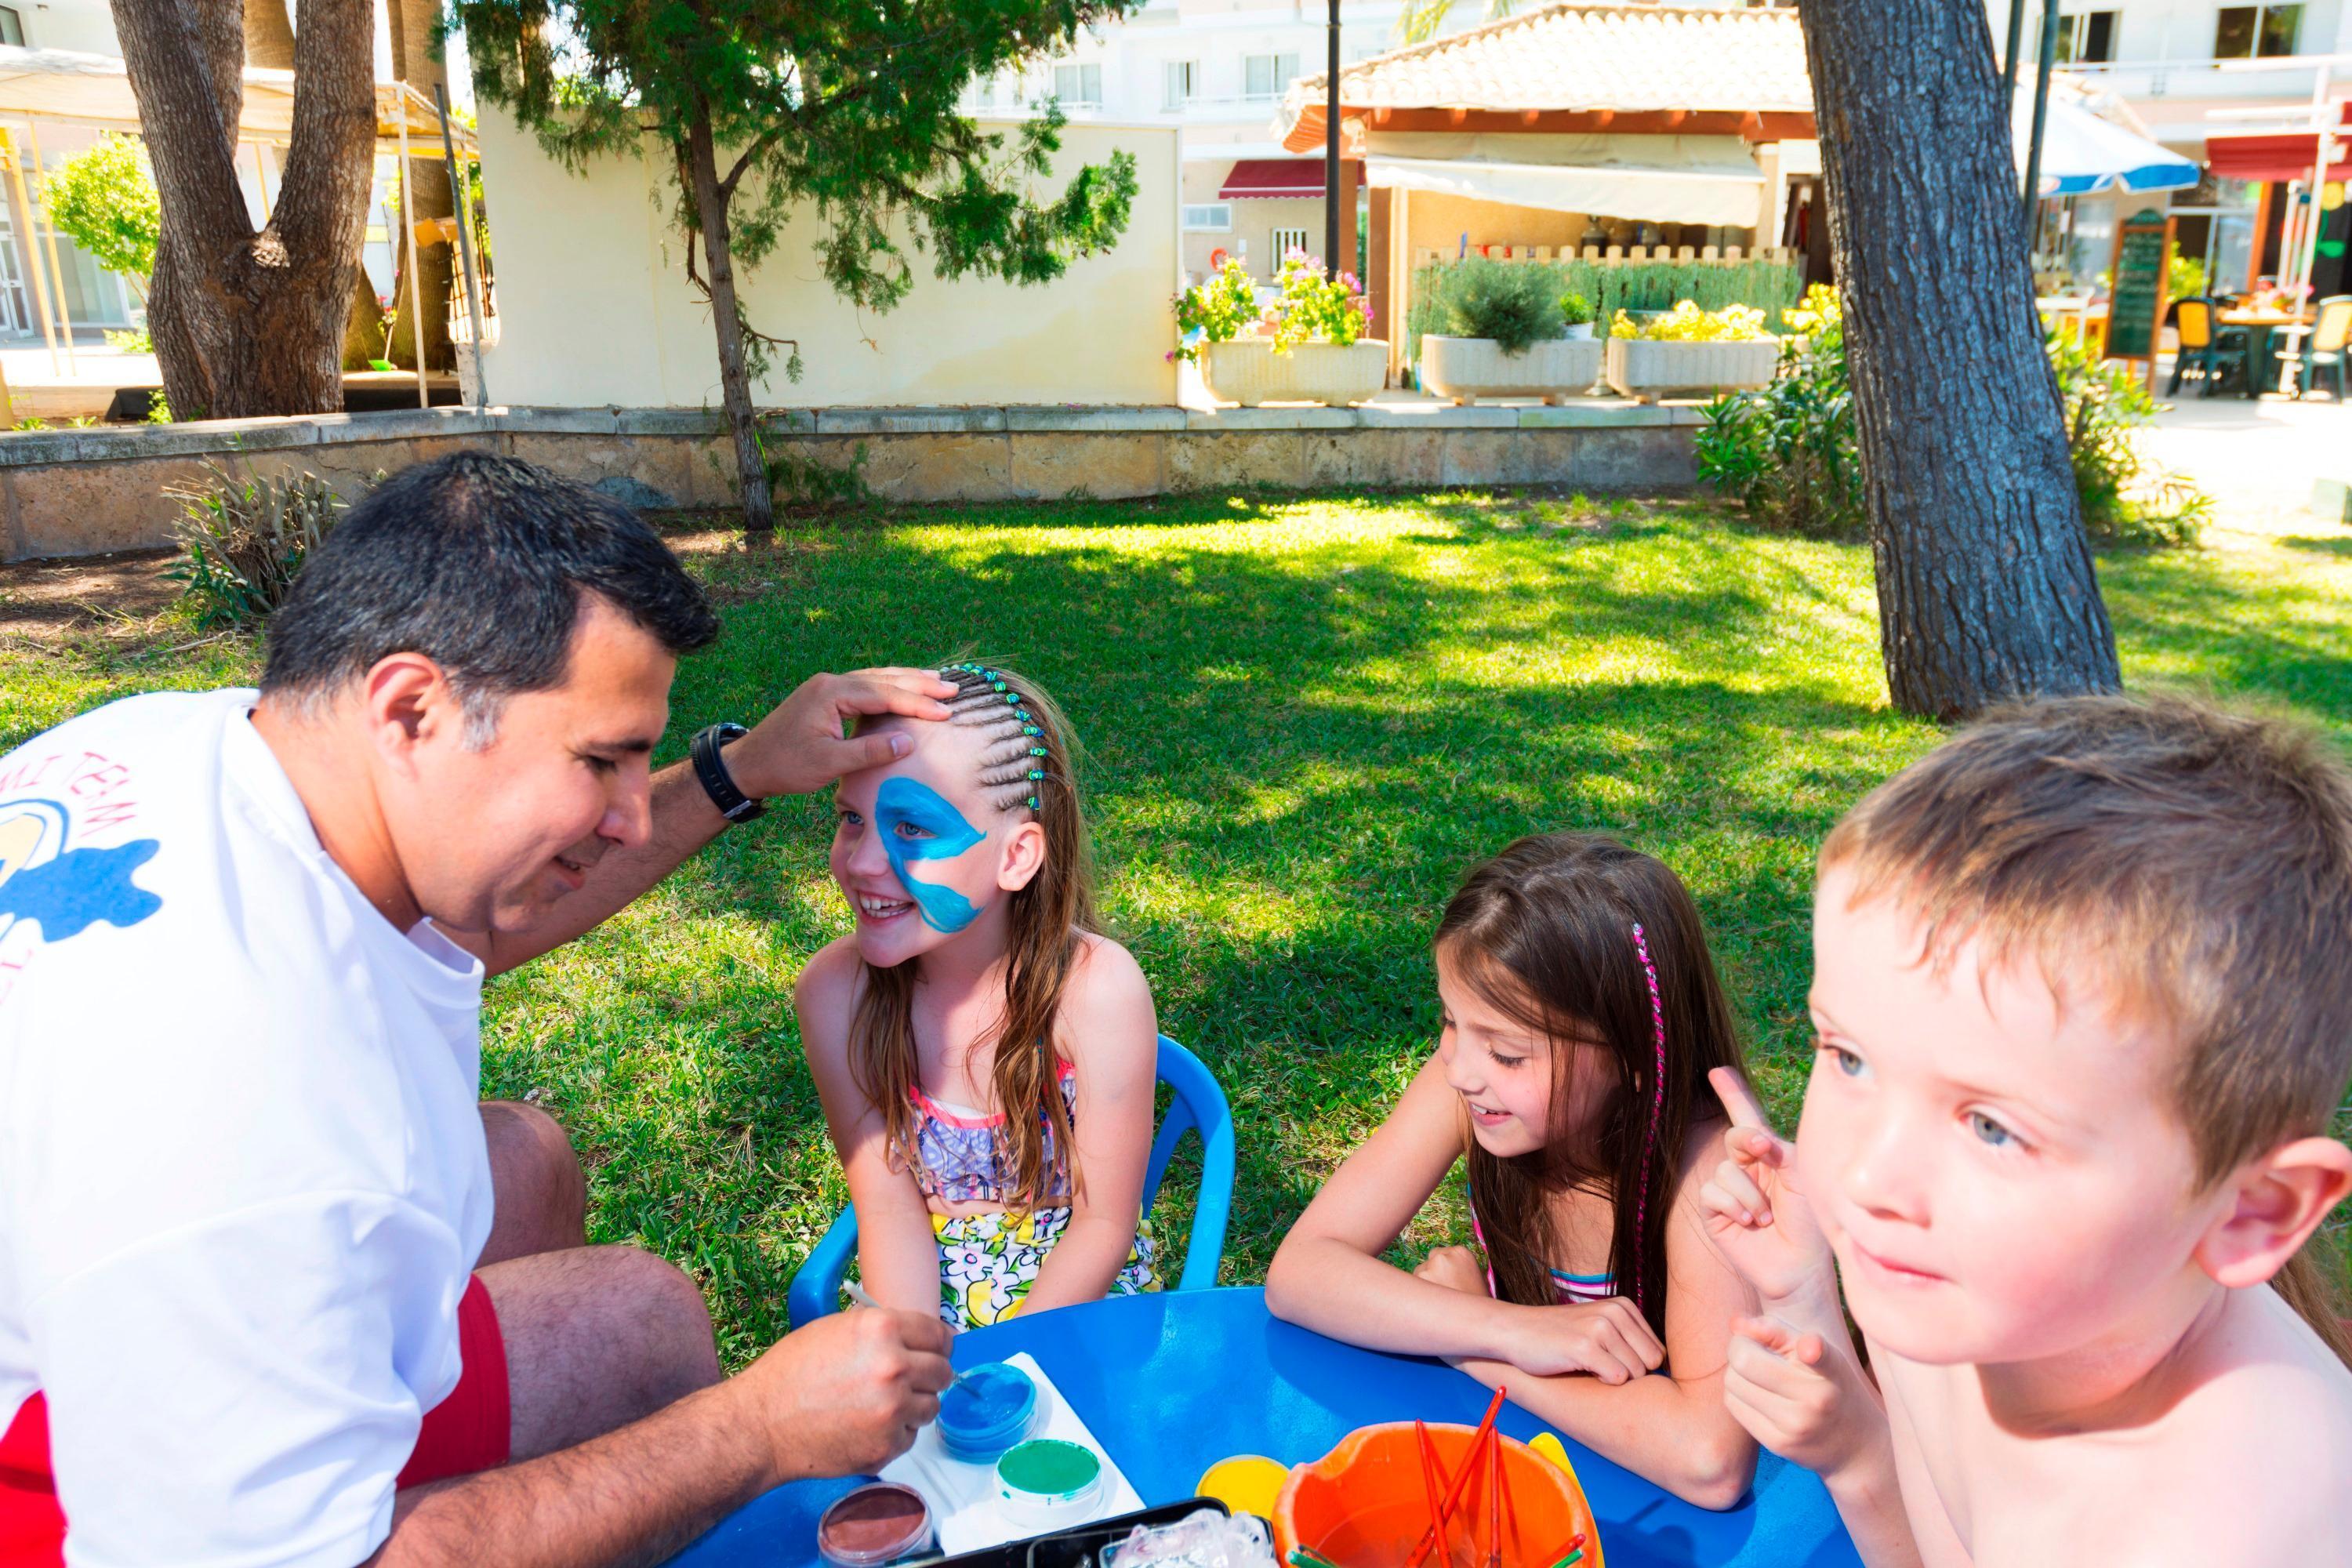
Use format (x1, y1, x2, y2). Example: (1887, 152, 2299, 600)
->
(669, 1287, 1860, 1568)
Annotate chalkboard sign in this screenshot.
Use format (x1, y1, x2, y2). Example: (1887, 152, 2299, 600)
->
(2105, 209, 2172, 368)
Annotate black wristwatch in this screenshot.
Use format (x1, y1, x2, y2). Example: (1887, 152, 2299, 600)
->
(690, 722, 765, 823)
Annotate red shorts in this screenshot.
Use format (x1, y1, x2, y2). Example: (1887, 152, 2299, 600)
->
(0, 1275, 510, 1566)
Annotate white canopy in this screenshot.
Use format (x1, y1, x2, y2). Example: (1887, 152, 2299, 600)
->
(0, 45, 472, 149)
(1362, 132, 1764, 227)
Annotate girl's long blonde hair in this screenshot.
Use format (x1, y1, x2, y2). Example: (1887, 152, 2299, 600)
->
(849, 662, 1098, 1209)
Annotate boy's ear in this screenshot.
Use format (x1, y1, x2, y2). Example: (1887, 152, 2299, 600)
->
(997, 818, 1047, 895)
(2194, 1138, 2352, 1290)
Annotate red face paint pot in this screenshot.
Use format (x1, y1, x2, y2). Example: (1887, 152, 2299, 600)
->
(817, 1481, 936, 1568)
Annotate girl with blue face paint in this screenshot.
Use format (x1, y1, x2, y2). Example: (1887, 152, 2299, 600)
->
(797, 664, 1164, 1330)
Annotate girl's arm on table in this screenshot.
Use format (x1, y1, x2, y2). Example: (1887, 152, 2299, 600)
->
(1265, 1054, 1544, 1363)
(1018, 937, 1160, 1316)
(797, 941, 944, 1316)
(1443, 1130, 1759, 1511)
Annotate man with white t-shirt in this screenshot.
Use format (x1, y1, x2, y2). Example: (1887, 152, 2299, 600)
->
(0, 452, 961, 1566)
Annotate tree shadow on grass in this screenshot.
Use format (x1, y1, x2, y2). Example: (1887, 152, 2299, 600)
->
(493, 501, 2352, 1354)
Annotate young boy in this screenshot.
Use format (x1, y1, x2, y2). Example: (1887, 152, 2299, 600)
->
(1699, 695, 2352, 1566)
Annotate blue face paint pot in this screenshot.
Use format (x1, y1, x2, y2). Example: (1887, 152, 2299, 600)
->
(873, 776, 989, 935)
(935, 1360, 1038, 1463)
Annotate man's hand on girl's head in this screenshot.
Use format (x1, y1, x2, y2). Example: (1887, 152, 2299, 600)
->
(729, 668, 957, 800)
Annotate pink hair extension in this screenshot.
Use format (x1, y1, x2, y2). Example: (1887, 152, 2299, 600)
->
(1629, 922, 1668, 1316)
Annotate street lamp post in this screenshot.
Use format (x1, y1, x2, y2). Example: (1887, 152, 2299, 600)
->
(1325, 0, 1341, 279)
(2020, 0, 2060, 242)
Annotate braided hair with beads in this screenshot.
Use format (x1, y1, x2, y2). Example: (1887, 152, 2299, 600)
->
(849, 661, 1102, 1208)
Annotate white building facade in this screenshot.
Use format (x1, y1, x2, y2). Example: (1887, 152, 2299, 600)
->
(967, 0, 1486, 283)
(1990, 0, 2352, 294)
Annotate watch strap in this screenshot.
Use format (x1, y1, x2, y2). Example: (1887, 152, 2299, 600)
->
(691, 722, 764, 823)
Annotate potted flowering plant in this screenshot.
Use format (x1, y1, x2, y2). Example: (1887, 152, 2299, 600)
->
(1604, 299, 1779, 401)
(1180, 251, 1387, 406)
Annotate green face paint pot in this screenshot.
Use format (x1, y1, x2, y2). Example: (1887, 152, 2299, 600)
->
(994, 1437, 1104, 1527)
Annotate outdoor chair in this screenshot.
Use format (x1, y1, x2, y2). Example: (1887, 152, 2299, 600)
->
(2169, 298, 2248, 397)
(784, 1034, 1237, 1328)
(2277, 296, 2352, 401)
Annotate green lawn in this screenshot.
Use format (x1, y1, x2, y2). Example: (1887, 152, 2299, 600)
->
(6, 492, 2348, 1368)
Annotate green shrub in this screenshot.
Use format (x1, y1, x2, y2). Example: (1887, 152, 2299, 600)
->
(105, 328, 154, 354)
(2050, 332, 2212, 547)
(1406, 256, 1801, 365)
(1697, 286, 2210, 549)
(1436, 260, 1563, 355)
(1559, 291, 1594, 326)
(165, 460, 348, 628)
(1694, 287, 1863, 537)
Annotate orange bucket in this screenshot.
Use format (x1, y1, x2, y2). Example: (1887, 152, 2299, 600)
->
(1271, 1423, 1603, 1568)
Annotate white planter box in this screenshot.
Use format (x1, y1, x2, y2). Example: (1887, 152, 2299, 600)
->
(1200, 337, 1389, 407)
(1419, 335, 1604, 404)
(1605, 336, 1780, 400)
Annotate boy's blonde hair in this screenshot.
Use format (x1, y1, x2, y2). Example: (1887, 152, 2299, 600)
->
(1821, 695, 2352, 1361)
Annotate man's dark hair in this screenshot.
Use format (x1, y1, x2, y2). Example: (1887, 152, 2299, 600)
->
(262, 452, 720, 737)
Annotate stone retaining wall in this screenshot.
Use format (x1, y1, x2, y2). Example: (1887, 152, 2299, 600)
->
(0, 404, 1702, 563)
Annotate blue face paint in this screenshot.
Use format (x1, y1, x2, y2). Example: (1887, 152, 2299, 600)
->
(873, 775, 988, 934)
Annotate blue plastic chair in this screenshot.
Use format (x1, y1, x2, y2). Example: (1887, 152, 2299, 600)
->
(785, 1034, 1236, 1329)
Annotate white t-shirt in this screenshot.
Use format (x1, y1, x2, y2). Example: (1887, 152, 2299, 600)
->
(0, 688, 494, 1568)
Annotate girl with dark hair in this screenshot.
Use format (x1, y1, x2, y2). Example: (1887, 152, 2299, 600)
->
(798, 663, 1161, 1330)
(1266, 833, 1761, 1508)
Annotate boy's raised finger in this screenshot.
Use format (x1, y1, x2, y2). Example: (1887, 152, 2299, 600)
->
(1709, 1065, 1773, 1132)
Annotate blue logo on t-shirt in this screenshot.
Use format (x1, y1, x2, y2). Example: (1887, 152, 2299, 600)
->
(0, 799, 162, 946)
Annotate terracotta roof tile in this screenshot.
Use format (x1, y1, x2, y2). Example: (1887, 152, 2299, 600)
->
(1287, 2, 1813, 122)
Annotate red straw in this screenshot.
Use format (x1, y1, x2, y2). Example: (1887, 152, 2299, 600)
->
(1407, 1388, 1508, 1568)
(1415, 1419, 1451, 1555)
(1486, 1431, 1501, 1568)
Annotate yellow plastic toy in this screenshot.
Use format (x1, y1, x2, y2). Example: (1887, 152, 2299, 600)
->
(1195, 1454, 1290, 1519)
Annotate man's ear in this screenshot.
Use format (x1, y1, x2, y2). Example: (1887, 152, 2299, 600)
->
(361, 652, 462, 779)
(2195, 1137, 2352, 1289)
(997, 818, 1047, 894)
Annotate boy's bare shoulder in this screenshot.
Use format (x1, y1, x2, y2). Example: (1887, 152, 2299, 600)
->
(2116, 1301, 2352, 1561)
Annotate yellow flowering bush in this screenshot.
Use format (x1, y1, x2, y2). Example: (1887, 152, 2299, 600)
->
(1610, 299, 1774, 342)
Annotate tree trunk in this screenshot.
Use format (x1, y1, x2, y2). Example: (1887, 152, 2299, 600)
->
(1797, 0, 2121, 720)
(386, 0, 453, 372)
(685, 103, 776, 535)
(242, 0, 295, 69)
(242, 0, 377, 372)
(117, 0, 377, 419)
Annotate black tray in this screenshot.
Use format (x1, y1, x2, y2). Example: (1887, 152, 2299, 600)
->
(921, 1496, 1232, 1568)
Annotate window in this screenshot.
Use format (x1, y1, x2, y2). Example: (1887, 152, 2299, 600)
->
(1270, 226, 1311, 265)
(1163, 60, 1199, 111)
(1183, 204, 1232, 232)
(2054, 9, 2117, 64)
(0, 8, 24, 46)
(1053, 64, 1102, 107)
(1243, 53, 1300, 101)
(2214, 5, 2300, 59)
(971, 78, 997, 109)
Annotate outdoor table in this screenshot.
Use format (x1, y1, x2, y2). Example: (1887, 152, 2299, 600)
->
(2218, 309, 2313, 397)
(668, 1287, 1861, 1568)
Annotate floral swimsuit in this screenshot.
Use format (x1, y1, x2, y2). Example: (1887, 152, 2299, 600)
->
(909, 1062, 1159, 1329)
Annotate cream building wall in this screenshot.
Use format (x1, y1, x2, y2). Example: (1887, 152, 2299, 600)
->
(478, 111, 1181, 408)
